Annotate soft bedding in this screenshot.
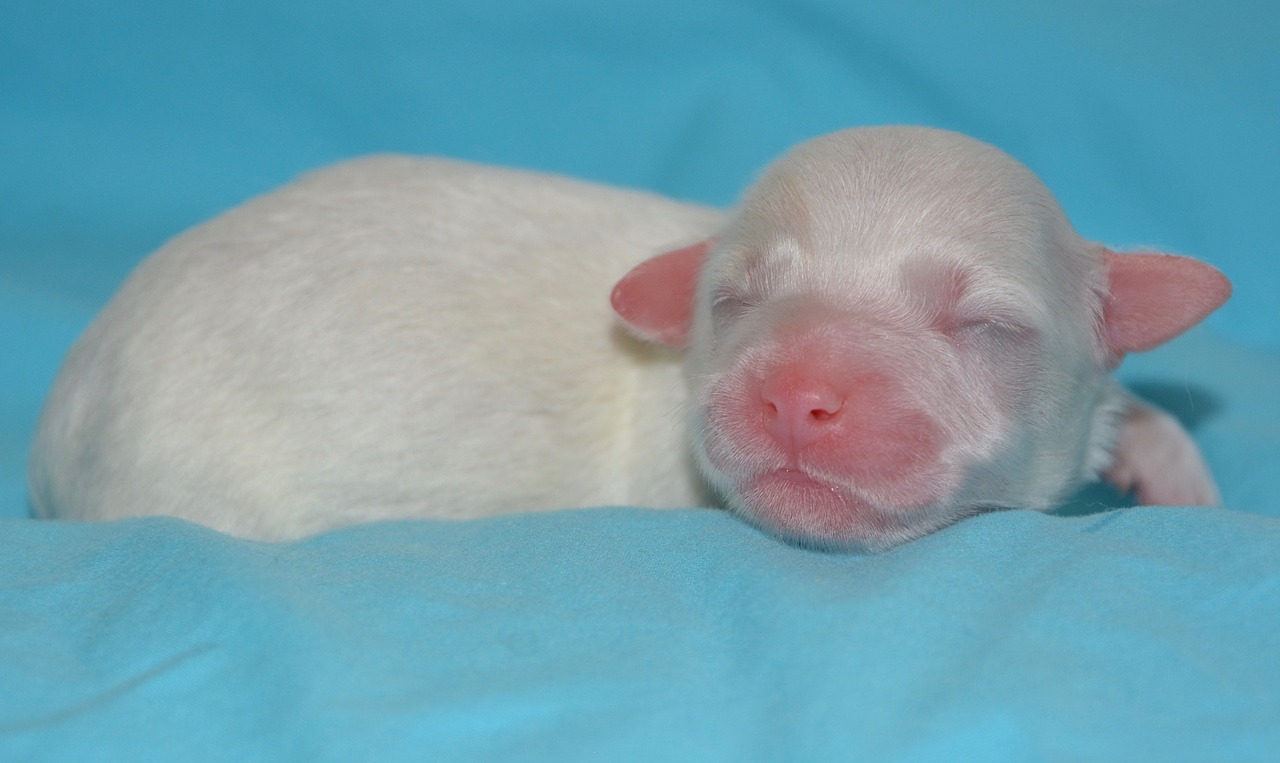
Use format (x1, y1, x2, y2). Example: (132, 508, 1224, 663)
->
(2, 2, 1278, 760)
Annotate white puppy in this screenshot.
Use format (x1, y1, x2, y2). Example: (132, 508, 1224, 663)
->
(30, 127, 1230, 549)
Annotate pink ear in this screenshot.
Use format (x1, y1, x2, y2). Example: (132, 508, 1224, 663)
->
(1102, 249, 1232, 356)
(610, 239, 713, 348)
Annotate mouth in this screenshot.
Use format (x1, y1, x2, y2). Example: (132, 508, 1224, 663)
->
(740, 468, 891, 543)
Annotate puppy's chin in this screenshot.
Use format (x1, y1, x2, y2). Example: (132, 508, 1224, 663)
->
(731, 469, 961, 552)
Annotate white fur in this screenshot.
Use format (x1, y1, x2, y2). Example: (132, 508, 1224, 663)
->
(29, 127, 1217, 545)
(30, 157, 719, 539)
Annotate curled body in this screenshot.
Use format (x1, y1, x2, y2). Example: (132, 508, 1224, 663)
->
(31, 127, 1230, 548)
(30, 158, 718, 539)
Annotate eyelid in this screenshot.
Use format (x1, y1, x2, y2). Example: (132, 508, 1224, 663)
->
(712, 283, 753, 304)
(939, 301, 1038, 342)
(953, 316, 1023, 332)
(710, 290, 753, 324)
(951, 300, 1031, 331)
(948, 317, 1041, 355)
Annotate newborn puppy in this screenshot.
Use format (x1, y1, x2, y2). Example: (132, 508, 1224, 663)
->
(30, 127, 1230, 549)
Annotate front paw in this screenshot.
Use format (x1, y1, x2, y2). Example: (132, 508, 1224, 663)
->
(1104, 396, 1221, 506)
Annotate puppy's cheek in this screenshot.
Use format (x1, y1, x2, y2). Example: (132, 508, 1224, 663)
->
(699, 373, 775, 474)
(954, 322, 1044, 412)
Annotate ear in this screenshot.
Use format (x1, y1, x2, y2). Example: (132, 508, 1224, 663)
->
(610, 239, 713, 348)
(1101, 248, 1232, 357)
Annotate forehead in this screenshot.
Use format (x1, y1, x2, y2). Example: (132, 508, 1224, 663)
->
(762, 133, 1052, 248)
(719, 231, 1053, 328)
(715, 131, 1078, 303)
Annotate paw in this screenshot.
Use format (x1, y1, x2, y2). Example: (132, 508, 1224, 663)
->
(1104, 396, 1221, 506)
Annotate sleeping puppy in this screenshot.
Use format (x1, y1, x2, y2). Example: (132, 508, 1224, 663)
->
(29, 126, 1231, 549)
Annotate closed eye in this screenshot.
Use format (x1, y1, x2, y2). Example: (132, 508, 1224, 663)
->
(947, 316, 1039, 348)
(937, 296, 1032, 336)
(711, 293, 753, 326)
(952, 317, 1017, 333)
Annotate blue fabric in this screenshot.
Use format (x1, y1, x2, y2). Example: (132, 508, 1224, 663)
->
(3, 507, 1279, 761)
(3, 2, 1278, 760)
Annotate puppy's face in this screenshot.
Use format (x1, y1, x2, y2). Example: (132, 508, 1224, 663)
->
(612, 126, 1229, 551)
(683, 129, 1108, 550)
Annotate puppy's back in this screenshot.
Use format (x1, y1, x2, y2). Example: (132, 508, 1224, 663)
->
(30, 156, 722, 539)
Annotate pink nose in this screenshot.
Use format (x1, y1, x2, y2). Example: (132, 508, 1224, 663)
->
(760, 373, 845, 454)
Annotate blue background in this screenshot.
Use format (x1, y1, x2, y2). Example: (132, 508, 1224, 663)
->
(3, 2, 1278, 760)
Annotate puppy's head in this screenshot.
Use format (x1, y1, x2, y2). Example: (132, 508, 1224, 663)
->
(613, 127, 1229, 550)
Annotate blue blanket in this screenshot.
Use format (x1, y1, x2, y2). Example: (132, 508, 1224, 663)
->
(3, 2, 1278, 760)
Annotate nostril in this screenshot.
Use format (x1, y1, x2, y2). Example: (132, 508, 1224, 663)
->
(809, 405, 839, 422)
(760, 378, 843, 417)
(758, 371, 846, 452)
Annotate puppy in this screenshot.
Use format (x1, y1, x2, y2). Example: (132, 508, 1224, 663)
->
(30, 127, 1230, 548)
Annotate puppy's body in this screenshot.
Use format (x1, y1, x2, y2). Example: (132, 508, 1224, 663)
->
(30, 128, 1229, 547)
(30, 158, 717, 539)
